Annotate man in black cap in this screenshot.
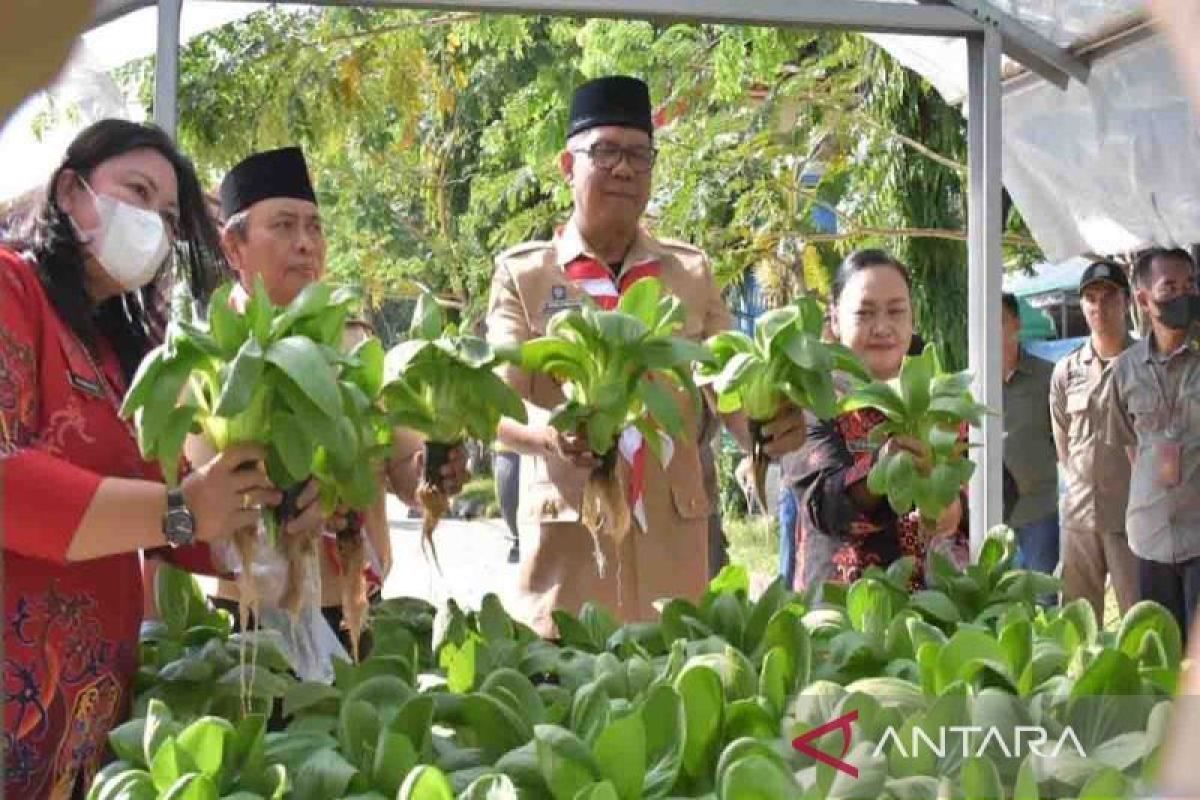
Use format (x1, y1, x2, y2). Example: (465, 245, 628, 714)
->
(219, 146, 324, 306)
(1050, 261, 1137, 624)
(484, 76, 807, 636)
(204, 147, 469, 659)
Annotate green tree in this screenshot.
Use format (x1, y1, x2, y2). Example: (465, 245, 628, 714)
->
(113, 9, 1040, 351)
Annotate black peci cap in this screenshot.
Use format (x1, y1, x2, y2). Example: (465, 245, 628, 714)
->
(219, 146, 317, 219)
(567, 76, 653, 140)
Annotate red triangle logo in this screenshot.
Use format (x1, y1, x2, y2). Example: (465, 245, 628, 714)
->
(791, 709, 859, 778)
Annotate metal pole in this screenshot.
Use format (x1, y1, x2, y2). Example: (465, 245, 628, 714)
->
(966, 26, 1004, 559)
(218, 0, 984, 35)
(153, 0, 182, 139)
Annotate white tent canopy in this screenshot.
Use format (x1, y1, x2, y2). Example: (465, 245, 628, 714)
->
(0, 1, 259, 201)
(1001, 30, 1199, 261)
(864, 1, 1200, 263)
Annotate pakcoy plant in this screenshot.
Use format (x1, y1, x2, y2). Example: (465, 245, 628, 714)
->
(94, 531, 1182, 800)
(92, 566, 296, 800)
(781, 532, 1179, 800)
(291, 538, 1179, 800)
(516, 277, 712, 568)
(840, 342, 988, 532)
(695, 295, 870, 510)
(121, 278, 395, 660)
(132, 565, 295, 724)
(381, 287, 527, 564)
(89, 700, 288, 800)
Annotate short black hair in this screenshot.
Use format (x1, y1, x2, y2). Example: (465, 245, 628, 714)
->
(1001, 292, 1020, 322)
(907, 332, 927, 356)
(1133, 247, 1194, 288)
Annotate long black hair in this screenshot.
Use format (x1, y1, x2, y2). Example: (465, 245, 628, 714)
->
(5, 119, 227, 381)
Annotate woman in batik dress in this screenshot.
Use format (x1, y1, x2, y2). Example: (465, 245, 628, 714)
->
(791, 250, 969, 592)
(1, 120, 318, 799)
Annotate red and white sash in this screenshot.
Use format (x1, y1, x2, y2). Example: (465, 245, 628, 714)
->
(563, 255, 675, 532)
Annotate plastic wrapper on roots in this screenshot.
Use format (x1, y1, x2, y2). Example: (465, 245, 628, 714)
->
(209, 524, 290, 609)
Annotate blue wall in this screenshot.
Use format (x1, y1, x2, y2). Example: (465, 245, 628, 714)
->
(729, 272, 764, 335)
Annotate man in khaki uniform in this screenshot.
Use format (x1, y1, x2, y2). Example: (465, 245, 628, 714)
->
(1106, 247, 1200, 642)
(487, 76, 805, 636)
(1050, 261, 1137, 624)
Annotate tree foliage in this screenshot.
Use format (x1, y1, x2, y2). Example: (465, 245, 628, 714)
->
(116, 9, 1040, 355)
(850, 45, 970, 369)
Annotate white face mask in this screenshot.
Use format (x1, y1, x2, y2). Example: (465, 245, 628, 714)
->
(71, 178, 171, 292)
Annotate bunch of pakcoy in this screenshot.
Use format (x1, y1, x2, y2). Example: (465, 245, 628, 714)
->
(122, 275, 995, 665)
(121, 279, 525, 663)
(92, 531, 1182, 799)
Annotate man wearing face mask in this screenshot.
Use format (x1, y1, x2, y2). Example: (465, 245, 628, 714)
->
(1106, 247, 1200, 641)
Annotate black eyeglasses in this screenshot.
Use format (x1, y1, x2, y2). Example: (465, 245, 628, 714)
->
(570, 142, 658, 174)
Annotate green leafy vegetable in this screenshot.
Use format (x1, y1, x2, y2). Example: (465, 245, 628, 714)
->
(123, 278, 396, 669)
(842, 343, 988, 525)
(518, 277, 710, 567)
(695, 295, 868, 508)
(381, 286, 526, 563)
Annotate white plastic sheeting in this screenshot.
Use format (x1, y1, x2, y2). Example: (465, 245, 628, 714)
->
(867, 0, 1142, 104)
(963, 0, 1139, 47)
(0, 42, 133, 201)
(872, 0, 1140, 49)
(0, 1, 257, 201)
(865, 2, 1200, 261)
(868, 0, 1137, 103)
(1003, 32, 1200, 261)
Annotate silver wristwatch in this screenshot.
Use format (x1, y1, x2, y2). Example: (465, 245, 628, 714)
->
(162, 487, 196, 548)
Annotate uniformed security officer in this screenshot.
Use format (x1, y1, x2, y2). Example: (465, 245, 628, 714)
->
(1106, 247, 1200, 641)
(1050, 261, 1137, 624)
(486, 76, 806, 636)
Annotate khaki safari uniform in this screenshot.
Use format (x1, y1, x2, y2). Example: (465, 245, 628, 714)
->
(1105, 333, 1200, 565)
(1050, 339, 1138, 620)
(486, 220, 732, 636)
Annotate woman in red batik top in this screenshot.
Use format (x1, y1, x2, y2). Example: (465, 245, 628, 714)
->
(0, 120, 316, 800)
(791, 250, 969, 593)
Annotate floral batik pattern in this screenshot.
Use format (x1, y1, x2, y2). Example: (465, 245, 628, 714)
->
(793, 406, 969, 592)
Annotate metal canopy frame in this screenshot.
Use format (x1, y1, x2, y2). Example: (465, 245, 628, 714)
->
(91, 0, 1032, 558)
